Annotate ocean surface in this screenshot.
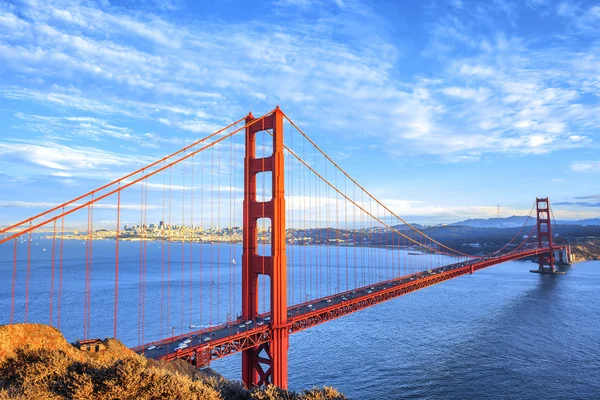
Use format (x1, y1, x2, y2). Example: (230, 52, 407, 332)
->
(1, 238, 599, 399)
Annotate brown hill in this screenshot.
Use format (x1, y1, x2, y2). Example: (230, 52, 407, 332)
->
(0, 324, 345, 400)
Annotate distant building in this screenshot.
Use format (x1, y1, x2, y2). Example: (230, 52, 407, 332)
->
(159, 221, 164, 229)
(74, 338, 106, 353)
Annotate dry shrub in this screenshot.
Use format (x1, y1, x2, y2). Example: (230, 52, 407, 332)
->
(0, 324, 345, 400)
(0, 347, 220, 400)
(298, 386, 346, 400)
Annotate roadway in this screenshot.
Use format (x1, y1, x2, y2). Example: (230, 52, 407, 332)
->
(135, 247, 548, 364)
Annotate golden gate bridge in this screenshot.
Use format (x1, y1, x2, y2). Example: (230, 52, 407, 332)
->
(0, 107, 564, 389)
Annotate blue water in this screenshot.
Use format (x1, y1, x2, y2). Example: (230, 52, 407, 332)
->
(1, 238, 599, 399)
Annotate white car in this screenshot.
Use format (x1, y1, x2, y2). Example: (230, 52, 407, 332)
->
(307, 304, 313, 308)
(146, 345, 156, 351)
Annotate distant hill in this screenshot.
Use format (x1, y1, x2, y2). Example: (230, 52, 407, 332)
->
(450, 216, 600, 228)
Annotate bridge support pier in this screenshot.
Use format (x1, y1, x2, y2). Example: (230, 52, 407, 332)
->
(242, 108, 288, 389)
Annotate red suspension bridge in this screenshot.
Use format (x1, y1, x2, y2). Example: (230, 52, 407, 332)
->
(0, 107, 566, 389)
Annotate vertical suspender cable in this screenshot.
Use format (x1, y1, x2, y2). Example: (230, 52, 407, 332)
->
(115, 187, 120, 339)
(161, 167, 166, 339)
(25, 223, 31, 322)
(138, 178, 144, 345)
(181, 157, 186, 334)
(89, 201, 94, 337)
(50, 221, 56, 325)
(10, 238, 17, 324)
(168, 167, 172, 335)
(210, 146, 214, 326)
(199, 154, 203, 325)
(190, 155, 195, 329)
(217, 142, 221, 323)
(59, 210, 64, 330)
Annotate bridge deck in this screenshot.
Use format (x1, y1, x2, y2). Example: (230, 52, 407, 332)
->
(134, 247, 551, 364)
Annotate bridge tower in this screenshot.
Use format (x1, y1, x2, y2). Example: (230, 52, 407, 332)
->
(242, 107, 288, 389)
(535, 197, 556, 273)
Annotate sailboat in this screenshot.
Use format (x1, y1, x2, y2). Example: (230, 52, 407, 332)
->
(232, 258, 236, 265)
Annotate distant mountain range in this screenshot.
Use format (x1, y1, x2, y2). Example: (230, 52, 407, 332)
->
(449, 216, 600, 228)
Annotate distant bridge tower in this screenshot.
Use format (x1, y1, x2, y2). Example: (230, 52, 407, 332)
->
(535, 197, 556, 273)
(242, 107, 288, 389)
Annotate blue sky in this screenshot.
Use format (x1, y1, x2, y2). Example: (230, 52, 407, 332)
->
(0, 0, 599, 226)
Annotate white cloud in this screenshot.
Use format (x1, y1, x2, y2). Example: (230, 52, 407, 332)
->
(441, 86, 489, 102)
(0, 140, 148, 172)
(571, 161, 600, 173)
(0, 0, 597, 168)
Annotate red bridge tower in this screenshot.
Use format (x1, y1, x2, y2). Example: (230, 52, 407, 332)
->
(242, 107, 288, 388)
(534, 197, 558, 274)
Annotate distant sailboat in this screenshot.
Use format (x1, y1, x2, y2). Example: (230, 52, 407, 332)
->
(232, 258, 236, 265)
(43, 248, 46, 252)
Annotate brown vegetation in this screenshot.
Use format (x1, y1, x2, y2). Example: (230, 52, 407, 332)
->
(0, 324, 345, 400)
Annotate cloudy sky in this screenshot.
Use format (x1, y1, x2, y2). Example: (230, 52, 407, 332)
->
(0, 0, 599, 225)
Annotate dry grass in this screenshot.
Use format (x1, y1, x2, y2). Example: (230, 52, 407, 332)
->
(0, 324, 345, 400)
